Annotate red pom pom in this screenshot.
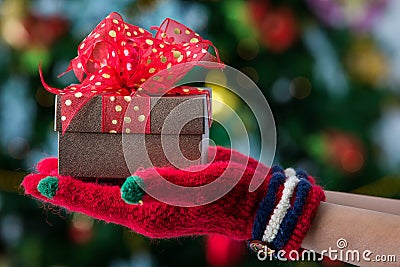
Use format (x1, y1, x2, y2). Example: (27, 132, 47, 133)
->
(36, 157, 58, 175)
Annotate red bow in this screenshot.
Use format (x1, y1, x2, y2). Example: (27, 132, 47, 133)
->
(40, 12, 221, 133)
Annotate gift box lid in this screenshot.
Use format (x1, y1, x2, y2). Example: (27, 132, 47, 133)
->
(55, 93, 210, 135)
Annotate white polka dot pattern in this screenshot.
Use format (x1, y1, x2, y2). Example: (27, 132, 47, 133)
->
(38, 12, 220, 133)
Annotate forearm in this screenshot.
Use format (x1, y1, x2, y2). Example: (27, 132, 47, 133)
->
(325, 191, 400, 216)
(303, 202, 400, 266)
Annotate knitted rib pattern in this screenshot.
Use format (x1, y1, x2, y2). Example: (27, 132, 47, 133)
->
(22, 146, 325, 258)
(250, 166, 325, 256)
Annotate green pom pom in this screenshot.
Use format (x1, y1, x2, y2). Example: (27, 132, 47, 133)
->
(121, 176, 145, 204)
(37, 176, 59, 199)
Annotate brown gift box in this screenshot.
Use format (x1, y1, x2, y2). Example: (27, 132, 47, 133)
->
(55, 93, 210, 179)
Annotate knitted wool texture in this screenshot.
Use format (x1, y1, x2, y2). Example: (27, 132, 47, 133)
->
(250, 166, 324, 255)
(22, 146, 325, 254)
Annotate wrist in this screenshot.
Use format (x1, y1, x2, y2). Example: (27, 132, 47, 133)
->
(249, 166, 325, 258)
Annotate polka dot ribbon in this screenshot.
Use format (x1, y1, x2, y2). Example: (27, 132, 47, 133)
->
(40, 12, 221, 133)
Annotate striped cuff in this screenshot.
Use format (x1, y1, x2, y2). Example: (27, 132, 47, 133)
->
(249, 166, 325, 258)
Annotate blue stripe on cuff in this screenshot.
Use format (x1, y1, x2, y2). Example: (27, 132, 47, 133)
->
(271, 178, 312, 250)
(251, 166, 286, 241)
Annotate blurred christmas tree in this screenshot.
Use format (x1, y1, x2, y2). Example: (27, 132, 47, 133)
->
(0, 0, 399, 266)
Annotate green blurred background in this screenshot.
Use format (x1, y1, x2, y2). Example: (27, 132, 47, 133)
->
(1, 0, 400, 266)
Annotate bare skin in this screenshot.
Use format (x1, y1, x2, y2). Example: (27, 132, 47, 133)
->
(303, 192, 400, 266)
(22, 150, 400, 266)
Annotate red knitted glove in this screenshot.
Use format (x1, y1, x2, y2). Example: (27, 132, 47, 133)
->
(21, 146, 325, 257)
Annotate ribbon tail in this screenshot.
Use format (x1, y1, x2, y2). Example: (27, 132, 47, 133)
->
(39, 64, 65, 95)
(209, 43, 221, 64)
(197, 41, 225, 69)
(56, 62, 73, 79)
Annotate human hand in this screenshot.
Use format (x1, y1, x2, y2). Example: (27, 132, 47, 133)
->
(22, 146, 324, 255)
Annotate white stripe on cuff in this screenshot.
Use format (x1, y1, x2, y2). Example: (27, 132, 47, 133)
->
(262, 168, 300, 243)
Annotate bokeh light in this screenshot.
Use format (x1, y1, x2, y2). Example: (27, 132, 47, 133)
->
(271, 78, 291, 103)
(7, 137, 30, 160)
(236, 38, 259, 60)
(0, 0, 400, 266)
(290, 77, 312, 99)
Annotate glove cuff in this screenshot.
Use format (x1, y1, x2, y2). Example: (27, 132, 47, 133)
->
(249, 166, 325, 259)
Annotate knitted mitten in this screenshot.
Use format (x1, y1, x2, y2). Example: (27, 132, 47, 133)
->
(22, 146, 325, 256)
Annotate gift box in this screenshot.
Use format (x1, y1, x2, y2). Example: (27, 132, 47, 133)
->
(55, 92, 210, 179)
(40, 12, 222, 179)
